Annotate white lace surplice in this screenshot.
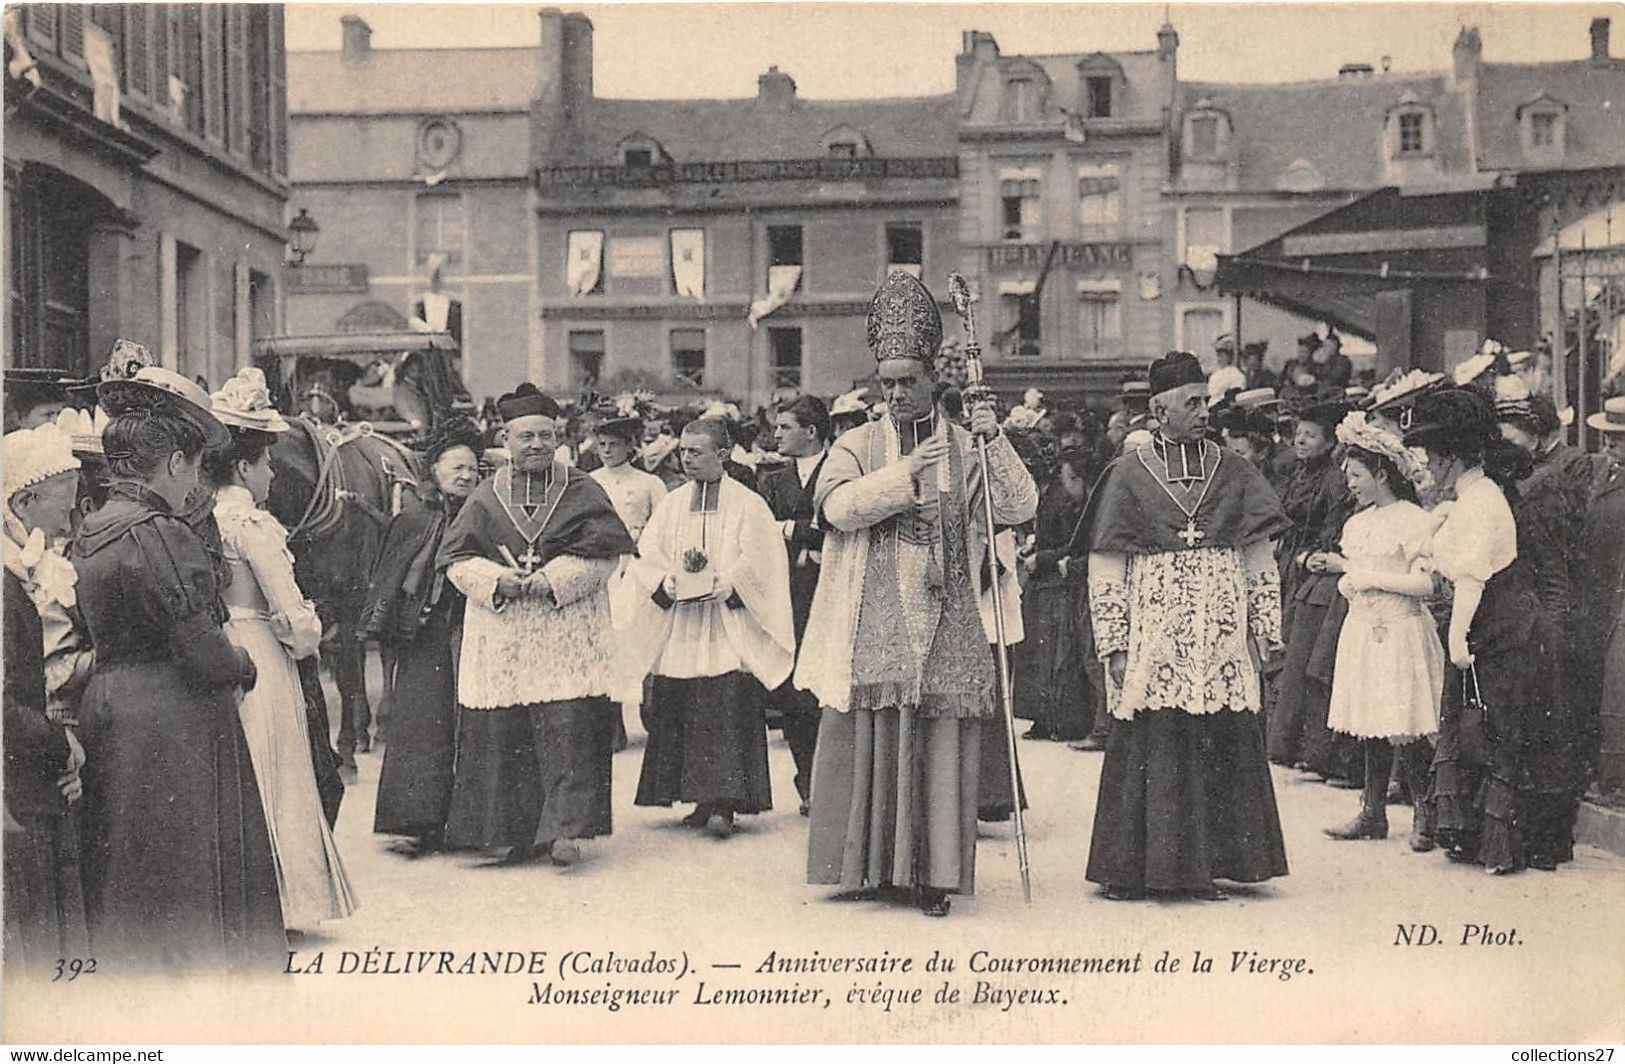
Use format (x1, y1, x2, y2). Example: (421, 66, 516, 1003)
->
(1090, 539, 1280, 721)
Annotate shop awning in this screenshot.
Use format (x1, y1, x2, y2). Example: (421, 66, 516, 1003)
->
(1216, 186, 1497, 341)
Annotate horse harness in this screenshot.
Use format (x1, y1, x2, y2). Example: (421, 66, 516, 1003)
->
(287, 415, 418, 543)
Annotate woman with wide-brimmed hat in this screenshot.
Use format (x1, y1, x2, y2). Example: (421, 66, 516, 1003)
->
(70, 365, 286, 971)
(1404, 385, 1563, 874)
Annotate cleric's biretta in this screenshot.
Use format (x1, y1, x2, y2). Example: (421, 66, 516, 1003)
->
(1147, 351, 1205, 398)
(496, 383, 561, 423)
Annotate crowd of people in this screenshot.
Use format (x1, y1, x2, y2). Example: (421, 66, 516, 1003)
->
(6, 274, 1625, 972)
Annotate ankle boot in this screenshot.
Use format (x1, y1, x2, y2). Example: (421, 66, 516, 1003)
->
(1399, 739, 1436, 852)
(1325, 740, 1390, 840)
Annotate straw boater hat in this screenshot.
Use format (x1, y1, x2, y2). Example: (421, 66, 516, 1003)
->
(210, 367, 290, 434)
(98, 364, 229, 450)
(1587, 395, 1625, 434)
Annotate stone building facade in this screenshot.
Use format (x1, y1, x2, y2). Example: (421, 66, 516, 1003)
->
(5, 4, 291, 386)
(284, 16, 536, 404)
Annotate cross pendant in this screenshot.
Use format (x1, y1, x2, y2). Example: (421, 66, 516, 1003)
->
(1178, 520, 1205, 547)
(519, 546, 541, 573)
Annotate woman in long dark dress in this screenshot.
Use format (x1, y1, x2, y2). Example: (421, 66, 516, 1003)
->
(71, 368, 284, 972)
(1270, 401, 1360, 785)
(1404, 387, 1563, 874)
(364, 418, 484, 854)
(1014, 449, 1094, 742)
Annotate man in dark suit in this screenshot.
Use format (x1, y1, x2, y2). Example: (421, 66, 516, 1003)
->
(755, 394, 830, 814)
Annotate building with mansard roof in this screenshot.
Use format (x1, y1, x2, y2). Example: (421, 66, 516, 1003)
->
(950, 26, 1179, 399)
(5, 5, 290, 386)
(1184, 17, 1623, 390)
(530, 11, 960, 408)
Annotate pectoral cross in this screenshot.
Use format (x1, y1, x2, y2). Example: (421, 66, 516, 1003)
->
(518, 545, 542, 573)
(1178, 520, 1205, 548)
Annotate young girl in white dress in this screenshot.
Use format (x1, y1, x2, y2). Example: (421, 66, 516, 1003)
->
(210, 370, 357, 930)
(1316, 412, 1444, 849)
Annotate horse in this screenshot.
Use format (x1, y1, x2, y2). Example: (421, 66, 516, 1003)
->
(266, 358, 427, 767)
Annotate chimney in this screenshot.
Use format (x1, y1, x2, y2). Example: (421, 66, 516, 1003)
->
(533, 9, 566, 158)
(757, 66, 796, 110)
(1452, 26, 1481, 86)
(340, 15, 372, 61)
(1157, 21, 1179, 62)
(1591, 17, 1611, 61)
(562, 13, 594, 121)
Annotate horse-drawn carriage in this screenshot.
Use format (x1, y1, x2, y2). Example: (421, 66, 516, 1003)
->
(250, 330, 474, 765)
(251, 329, 473, 439)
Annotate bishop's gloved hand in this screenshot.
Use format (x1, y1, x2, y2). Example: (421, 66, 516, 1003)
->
(968, 403, 1000, 440)
(495, 571, 527, 603)
(524, 572, 555, 607)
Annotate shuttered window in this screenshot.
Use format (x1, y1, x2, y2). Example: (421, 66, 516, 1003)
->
(224, 5, 248, 155)
(151, 4, 169, 106)
(269, 5, 287, 177)
(25, 6, 58, 50)
(125, 5, 151, 98)
(60, 6, 85, 61)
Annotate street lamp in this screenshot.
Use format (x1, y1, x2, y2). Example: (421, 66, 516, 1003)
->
(288, 208, 320, 265)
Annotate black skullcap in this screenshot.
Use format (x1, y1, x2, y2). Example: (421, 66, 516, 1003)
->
(1148, 351, 1205, 398)
(496, 382, 560, 423)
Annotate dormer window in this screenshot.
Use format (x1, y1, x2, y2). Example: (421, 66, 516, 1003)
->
(998, 58, 1051, 124)
(1191, 116, 1219, 157)
(1076, 54, 1125, 122)
(1086, 77, 1113, 118)
(1008, 79, 1040, 122)
(615, 134, 665, 168)
(1182, 100, 1233, 163)
(1385, 97, 1434, 160)
(1530, 113, 1557, 147)
(1398, 113, 1425, 154)
(820, 124, 873, 160)
(1518, 95, 1568, 161)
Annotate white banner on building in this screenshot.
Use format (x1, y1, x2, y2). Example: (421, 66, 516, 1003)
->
(671, 229, 706, 299)
(567, 230, 604, 296)
(748, 265, 801, 328)
(84, 23, 120, 125)
(608, 236, 665, 279)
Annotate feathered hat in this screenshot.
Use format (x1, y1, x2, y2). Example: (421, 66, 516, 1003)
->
(211, 367, 290, 434)
(1336, 410, 1433, 493)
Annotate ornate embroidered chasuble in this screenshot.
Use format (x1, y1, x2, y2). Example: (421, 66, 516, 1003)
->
(848, 416, 995, 720)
